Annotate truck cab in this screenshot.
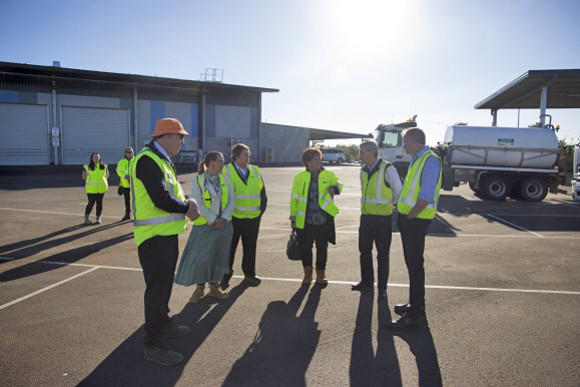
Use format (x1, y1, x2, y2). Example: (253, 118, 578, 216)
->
(374, 117, 415, 178)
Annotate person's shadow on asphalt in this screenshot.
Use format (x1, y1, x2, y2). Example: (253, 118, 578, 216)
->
(77, 282, 248, 387)
(221, 284, 322, 387)
(350, 290, 402, 387)
(386, 312, 443, 387)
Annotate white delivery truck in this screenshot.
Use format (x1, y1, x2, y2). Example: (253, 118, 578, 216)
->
(374, 116, 416, 178)
(374, 116, 561, 202)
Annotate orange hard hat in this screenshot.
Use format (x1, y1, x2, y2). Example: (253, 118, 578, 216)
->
(151, 118, 189, 138)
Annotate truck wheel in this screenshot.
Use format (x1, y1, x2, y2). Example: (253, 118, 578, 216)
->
(481, 175, 510, 201)
(519, 177, 548, 202)
(337, 158, 344, 164)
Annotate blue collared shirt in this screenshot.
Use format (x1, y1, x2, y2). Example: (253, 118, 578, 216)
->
(412, 146, 441, 204)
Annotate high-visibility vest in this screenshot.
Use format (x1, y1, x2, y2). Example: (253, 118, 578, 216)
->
(116, 158, 133, 188)
(290, 169, 342, 229)
(130, 148, 187, 246)
(396, 150, 442, 219)
(361, 160, 394, 216)
(193, 173, 230, 226)
(223, 163, 262, 219)
(84, 163, 108, 194)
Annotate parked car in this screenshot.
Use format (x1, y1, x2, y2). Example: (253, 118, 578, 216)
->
(321, 148, 346, 164)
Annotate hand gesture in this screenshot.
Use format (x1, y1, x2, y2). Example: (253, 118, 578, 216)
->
(186, 199, 200, 221)
(212, 218, 227, 230)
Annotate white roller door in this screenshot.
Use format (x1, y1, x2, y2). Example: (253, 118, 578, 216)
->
(62, 106, 129, 165)
(0, 103, 49, 165)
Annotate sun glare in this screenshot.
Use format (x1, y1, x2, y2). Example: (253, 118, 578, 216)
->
(327, 0, 412, 63)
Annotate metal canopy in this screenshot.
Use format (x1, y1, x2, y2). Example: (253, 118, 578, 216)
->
(309, 128, 372, 141)
(475, 69, 580, 110)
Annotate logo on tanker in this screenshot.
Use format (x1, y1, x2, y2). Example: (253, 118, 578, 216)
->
(497, 138, 515, 146)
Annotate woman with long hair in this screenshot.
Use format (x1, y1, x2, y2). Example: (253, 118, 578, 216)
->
(174, 151, 235, 303)
(82, 152, 109, 225)
(116, 147, 134, 221)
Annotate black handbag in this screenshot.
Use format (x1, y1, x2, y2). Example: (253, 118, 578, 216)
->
(286, 229, 301, 261)
(117, 185, 123, 196)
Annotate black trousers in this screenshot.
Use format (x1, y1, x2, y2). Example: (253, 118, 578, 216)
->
(296, 223, 328, 270)
(397, 214, 431, 318)
(228, 217, 261, 277)
(85, 193, 104, 216)
(358, 214, 392, 292)
(121, 187, 131, 216)
(138, 235, 179, 349)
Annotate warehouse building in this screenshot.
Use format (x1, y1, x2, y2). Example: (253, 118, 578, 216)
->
(0, 61, 369, 167)
(0, 61, 278, 166)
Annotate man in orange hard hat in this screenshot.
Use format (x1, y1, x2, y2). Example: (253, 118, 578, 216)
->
(131, 118, 200, 365)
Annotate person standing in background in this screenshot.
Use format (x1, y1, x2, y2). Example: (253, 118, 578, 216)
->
(352, 140, 402, 300)
(82, 152, 109, 225)
(117, 147, 134, 221)
(221, 144, 267, 290)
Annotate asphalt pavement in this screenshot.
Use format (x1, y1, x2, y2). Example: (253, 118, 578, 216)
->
(1, 166, 579, 386)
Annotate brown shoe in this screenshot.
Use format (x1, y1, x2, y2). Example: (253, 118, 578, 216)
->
(302, 266, 313, 286)
(315, 269, 328, 285)
(188, 285, 205, 304)
(207, 283, 229, 300)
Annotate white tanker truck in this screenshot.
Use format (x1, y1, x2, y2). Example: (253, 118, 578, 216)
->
(375, 116, 561, 202)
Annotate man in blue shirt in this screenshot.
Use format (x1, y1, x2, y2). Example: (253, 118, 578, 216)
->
(388, 128, 442, 329)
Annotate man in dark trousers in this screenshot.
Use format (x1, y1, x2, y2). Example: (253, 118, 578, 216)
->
(131, 118, 200, 365)
(352, 140, 402, 300)
(221, 143, 267, 289)
(388, 128, 441, 329)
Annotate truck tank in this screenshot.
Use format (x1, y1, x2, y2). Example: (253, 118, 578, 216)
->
(444, 125, 559, 169)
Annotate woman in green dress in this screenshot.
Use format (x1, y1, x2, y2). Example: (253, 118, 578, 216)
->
(174, 151, 234, 303)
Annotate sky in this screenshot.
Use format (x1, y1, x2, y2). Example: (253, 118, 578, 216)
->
(2, 0, 579, 145)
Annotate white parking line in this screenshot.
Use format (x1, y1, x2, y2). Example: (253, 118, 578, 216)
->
(0, 207, 120, 219)
(2, 256, 579, 296)
(260, 227, 580, 240)
(0, 266, 99, 311)
(485, 213, 544, 238)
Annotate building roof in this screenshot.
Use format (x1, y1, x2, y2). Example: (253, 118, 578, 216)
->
(474, 69, 580, 110)
(0, 61, 279, 94)
(309, 127, 372, 141)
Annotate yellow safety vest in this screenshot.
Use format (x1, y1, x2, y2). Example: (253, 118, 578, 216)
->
(193, 173, 230, 226)
(223, 163, 263, 219)
(396, 150, 442, 219)
(290, 169, 342, 229)
(130, 148, 187, 246)
(84, 163, 108, 194)
(116, 158, 133, 188)
(361, 160, 394, 216)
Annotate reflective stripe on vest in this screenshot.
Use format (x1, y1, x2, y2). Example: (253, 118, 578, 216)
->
(396, 150, 442, 219)
(193, 173, 230, 226)
(360, 160, 394, 216)
(290, 169, 342, 229)
(130, 148, 187, 246)
(84, 164, 108, 194)
(223, 163, 262, 219)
